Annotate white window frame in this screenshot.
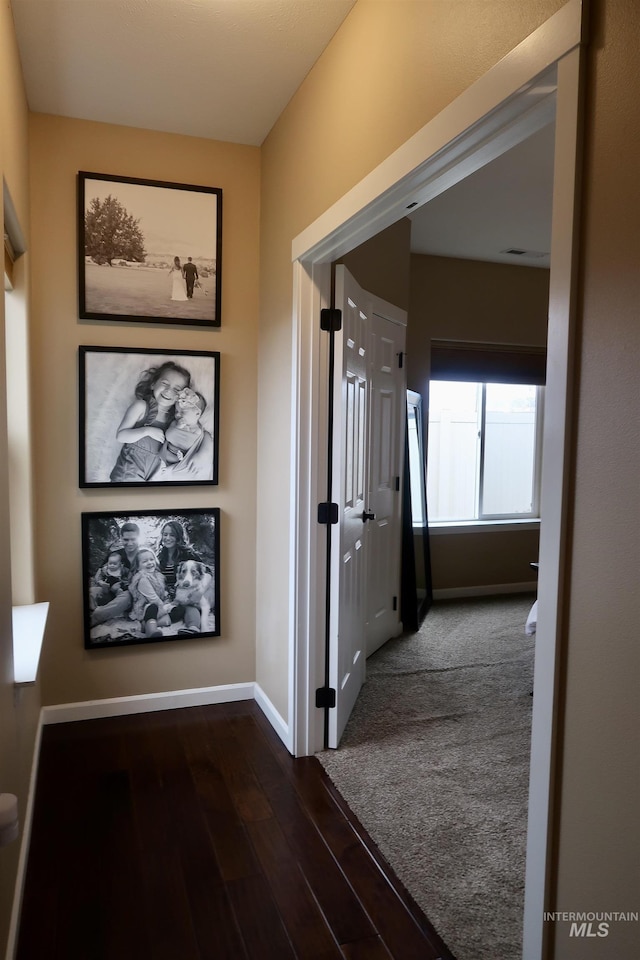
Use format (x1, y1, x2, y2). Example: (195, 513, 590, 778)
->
(478, 381, 544, 521)
(427, 380, 544, 524)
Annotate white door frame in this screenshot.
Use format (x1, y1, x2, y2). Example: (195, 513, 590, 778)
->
(288, 2, 585, 957)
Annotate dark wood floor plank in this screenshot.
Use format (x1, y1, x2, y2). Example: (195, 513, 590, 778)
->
(225, 873, 298, 960)
(20, 721, 154, 960)
(155, 710, 257, 960)
(121, 713, 203, 960)
(225, 710, 378, 946)
(175, 705, 264, 883)
(87, 747, 153, 960)
(51, 725, 123, 960)
(140, 709, 253, 960)
(246, 815, 345, 960)
(201, 706, 274, 823)
(340, 936, 395, 959)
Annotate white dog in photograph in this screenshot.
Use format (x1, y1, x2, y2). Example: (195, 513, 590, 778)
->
(174, 560, 215, 629)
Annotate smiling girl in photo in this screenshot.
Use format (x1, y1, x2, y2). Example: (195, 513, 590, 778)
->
(110, 361, 191, 482)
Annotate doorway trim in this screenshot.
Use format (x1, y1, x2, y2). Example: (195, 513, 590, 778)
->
(289, 2, 584, 957)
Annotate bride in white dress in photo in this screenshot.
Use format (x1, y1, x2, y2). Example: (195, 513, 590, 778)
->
(169, 256, 188, 301)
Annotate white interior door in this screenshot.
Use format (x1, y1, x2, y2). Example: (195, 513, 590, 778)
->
(366, 304, 406, 656)
(328, 266, 406, 747)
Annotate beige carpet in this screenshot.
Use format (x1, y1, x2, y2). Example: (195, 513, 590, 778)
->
(317, 594, 536, 960)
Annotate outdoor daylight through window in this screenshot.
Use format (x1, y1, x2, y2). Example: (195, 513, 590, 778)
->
(426, 380, 542, 523)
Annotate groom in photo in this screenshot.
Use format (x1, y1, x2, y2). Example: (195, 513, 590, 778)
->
(183, 256, 199, 298)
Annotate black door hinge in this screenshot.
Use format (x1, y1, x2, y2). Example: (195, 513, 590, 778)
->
(397, 352, 404, 368)
(395, 476, 400, 491)
(316, 687, 337, 709)
(318, 502, 339, 525)
(393, 596, 398, 611)
(320, 307, 342, 332)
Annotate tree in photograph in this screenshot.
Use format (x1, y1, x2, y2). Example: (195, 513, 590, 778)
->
(84, 195, 146, 265)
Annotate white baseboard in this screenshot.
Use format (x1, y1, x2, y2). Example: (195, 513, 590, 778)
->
(254, 683, 293, 753)
(5, 715, 43, 960)
(40, 681, 256, 725)
(432, 580, 537, 600)
(40, 682, 294, 753)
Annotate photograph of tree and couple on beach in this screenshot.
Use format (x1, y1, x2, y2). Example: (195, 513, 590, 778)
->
(78, 172, 222, 326)
(82, 509, 220, 649)
(79, 346, 220, 487)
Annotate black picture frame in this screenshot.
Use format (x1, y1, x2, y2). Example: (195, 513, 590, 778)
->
(82, 508, 221, 649)
(78, 171, 222, 327)
(79, 346, 220, 487)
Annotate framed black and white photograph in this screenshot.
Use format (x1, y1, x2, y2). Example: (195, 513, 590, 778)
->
(82, 508, 220, 649)
(78, 172, 222, 327)
(79, 346, 220, 486)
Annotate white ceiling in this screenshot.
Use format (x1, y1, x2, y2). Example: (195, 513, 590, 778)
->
(10, 0, 357, 145)
(409, 122, 555, 268)
(10, 0, 554, 265)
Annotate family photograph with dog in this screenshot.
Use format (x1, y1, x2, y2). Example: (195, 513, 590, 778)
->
(82, 509, 220, 649)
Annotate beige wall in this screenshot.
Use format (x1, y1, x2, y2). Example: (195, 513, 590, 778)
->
(408, 254, 549, 591)
(258, 0, 638, 955)
(0, 3, 41, 955)
(408, 254, 550, 376)
(429, 528, 539, 592)
(29, 115, 260, 706)
(340, 218, 412, 310)
(551, 0, 640, 955)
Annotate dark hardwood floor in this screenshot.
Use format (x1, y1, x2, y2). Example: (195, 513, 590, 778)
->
(16, 700, 455, 960)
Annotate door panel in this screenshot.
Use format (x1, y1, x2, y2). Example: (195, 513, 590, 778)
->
(328, 266, 406, 747)
(366, 309, 406, 656)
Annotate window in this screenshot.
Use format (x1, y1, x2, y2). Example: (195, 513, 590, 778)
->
(426, 379, 543, 523)
(4, 185, 36, 605)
